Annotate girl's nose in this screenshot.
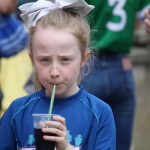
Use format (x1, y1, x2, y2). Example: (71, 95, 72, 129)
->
(49, 64, 60, 78)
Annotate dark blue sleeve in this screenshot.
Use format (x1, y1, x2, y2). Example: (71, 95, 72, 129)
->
(0, 105, 17, 149)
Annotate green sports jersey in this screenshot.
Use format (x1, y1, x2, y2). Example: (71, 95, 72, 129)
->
(86, 0, 150, 53)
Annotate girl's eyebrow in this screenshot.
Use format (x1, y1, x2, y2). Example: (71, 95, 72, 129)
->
(58, 54, 74, 57)
(36, 54, 74, 58)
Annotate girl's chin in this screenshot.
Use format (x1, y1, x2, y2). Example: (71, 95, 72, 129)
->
(54, 91, 65, 98)
(54, 91, 71, 98)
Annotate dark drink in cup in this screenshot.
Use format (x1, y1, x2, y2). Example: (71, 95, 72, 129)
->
(34, 128, 56, 150)
(32, 114, 59, 150)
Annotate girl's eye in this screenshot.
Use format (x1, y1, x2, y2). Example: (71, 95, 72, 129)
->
(42, 59, 49, 62)
(61, 58, 69, 62)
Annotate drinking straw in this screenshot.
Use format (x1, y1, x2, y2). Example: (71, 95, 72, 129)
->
(48, 84, 56, 121)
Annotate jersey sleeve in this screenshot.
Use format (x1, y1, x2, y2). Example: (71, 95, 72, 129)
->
(94, 105, 116, 150)
(136, 0, 150, 18)
(0, 104, 17, 149)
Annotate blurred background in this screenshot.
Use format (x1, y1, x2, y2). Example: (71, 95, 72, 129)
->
(0, 0, 150, 150)
(129, 24, 150, 150)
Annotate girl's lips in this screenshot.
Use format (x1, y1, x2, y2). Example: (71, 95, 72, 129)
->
(50, 83, 61, 86)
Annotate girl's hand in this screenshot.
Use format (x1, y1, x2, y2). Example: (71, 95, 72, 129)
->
(42, 115, 75, 150)
(144, 8, 150, 35)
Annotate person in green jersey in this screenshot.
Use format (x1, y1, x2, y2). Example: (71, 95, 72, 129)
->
(81, 1, 150, 150)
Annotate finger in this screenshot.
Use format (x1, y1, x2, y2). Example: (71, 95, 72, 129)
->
(43, 134, 66, 143)
(45, 120, 66, 131)
(144, 19, 150, 27)
(145, 26, 150, 35)
(145, 12, 150, 20)
(53, 116, 66, 126)
(42, 127, 66, 137)
(38, 121, 46, 128)
(148, 8, 150, 14)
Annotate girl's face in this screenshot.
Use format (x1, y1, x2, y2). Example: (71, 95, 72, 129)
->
(30, 27, 89, 98)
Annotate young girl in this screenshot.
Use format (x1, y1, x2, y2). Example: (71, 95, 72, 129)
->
(0, 0, 116, 150)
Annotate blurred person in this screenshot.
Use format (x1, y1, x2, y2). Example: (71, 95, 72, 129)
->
(81, 0, 150, 150)
(0, 0, 17, 15)
(0, 0, 28, 57)
(144, 7, 150, 34)
(0, 0, 28, 115)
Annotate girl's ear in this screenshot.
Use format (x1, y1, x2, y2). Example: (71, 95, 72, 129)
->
(81, 50, 90, 66)
(28, 52, 34, 65)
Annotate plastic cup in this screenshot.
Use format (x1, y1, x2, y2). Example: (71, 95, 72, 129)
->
(32, 114, 57, 150)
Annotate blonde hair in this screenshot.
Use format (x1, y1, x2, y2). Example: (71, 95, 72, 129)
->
(29, 9, 91, 91)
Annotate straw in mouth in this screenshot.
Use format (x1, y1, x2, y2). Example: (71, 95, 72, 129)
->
(48, 84, 56, 121)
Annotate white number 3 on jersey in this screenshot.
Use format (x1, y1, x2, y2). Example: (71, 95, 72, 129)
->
(106, 0, 127, 32)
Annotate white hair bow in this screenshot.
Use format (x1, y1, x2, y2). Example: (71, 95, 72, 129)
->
(18, 0, 94, 30)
